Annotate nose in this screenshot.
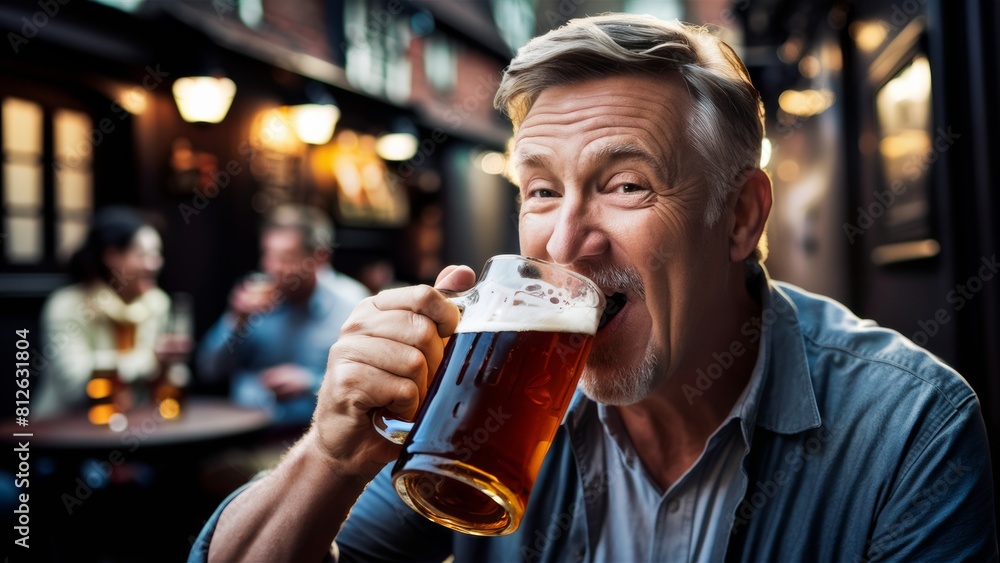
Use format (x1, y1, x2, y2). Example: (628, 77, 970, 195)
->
(544, 195, 609, 265)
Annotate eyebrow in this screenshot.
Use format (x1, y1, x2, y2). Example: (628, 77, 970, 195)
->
(592, 143, 669, 180)
(511, 142, 672, 186)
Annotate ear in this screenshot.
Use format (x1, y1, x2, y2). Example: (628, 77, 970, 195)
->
(728, 168, 772, 263)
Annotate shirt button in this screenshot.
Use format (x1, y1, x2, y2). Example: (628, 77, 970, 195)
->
(668, 500, 680, 513)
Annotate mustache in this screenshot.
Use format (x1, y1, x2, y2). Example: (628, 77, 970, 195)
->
(573, 264, 645, 300)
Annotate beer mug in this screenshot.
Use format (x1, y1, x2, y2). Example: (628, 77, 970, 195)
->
(372, 255, 605, 536)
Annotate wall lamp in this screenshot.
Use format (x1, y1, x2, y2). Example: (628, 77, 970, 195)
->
(172, 76, 237, 124)
(375, 118, 420, 161)
(289, 103, 340, 145)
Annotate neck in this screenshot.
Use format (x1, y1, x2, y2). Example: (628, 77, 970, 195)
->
(617, 270, 762, 490)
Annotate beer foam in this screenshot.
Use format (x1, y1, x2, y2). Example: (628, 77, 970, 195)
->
(454, 279, 600, 335)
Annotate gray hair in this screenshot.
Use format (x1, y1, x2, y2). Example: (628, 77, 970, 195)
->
(263, 204, 334, 255)
(495, 14, 765, 236)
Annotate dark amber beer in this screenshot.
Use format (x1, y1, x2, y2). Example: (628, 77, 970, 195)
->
(381, 255, 605, 536)
(393, 329, 593, 534)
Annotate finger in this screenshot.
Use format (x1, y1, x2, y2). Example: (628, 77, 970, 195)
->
(434, 265, 476, 292)
(328, 335, 432, 417)
(368, 285, 462, 337)
(339, 309, 445, 365)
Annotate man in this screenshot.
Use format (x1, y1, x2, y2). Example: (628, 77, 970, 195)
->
(192, 15, 996, 561)
(197, 204, 369, 426)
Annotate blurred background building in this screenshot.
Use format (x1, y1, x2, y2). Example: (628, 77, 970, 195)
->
(0, 0, 997, 559)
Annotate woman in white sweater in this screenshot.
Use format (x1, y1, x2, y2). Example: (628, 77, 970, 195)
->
(35, 207, 177, 418)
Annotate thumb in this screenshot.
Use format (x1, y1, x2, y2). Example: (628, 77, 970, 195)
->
(434, 265, 476, 293)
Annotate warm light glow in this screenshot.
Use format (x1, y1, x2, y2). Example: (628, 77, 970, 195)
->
(777, 160, 800, 182)
(878, 56, 931, 107)
(88, 404, 115, 425)
(86, 379, 112, 399)
(480, 151, 506, 175)
(872, 239, 940, 266)
(778, 89, 835, 117)
(798, 55, 821, 78)
(118, 87, 148, 114)
(375, 132, 419, 161)
(290, 104, 340, 145)
(172, 77, 236, 123)
(760, 138, 773, 168)
(851, 22, 888, 53)
(254, 108, 300, 153)
(159, 398, 181, 420)
(879, 130, 931, 160)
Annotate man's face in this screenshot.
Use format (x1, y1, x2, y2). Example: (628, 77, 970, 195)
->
(261, 228, 315, 295)
(512, 75, 734, 405)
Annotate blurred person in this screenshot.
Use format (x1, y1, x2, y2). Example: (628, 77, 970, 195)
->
(35, 206, 187, 418)
(193, 16, 996, 562)
(197, 204, 369, 427)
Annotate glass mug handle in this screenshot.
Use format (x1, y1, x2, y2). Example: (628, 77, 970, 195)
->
(371, 288, 470, 445)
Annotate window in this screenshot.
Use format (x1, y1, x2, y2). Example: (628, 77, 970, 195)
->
(344, 0, 412, 103)
(1, 96, 93, 267)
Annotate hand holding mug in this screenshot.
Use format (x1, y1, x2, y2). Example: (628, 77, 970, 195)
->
(373, 255, 604, 536)
(309, 266, 473, 479)
(230, 272, 276, 324)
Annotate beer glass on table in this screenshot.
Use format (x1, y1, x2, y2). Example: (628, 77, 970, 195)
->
(372, 255, 605, 536)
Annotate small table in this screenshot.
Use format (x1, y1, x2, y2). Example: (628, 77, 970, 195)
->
(1, 398, 273, 561)
(1, 397, 271, 450)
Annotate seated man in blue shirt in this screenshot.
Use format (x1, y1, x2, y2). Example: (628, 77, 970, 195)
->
(191, 15, 997, 562)
(197, 204, 369, 427)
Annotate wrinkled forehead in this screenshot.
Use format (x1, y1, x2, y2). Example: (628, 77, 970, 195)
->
(509, 75, 693, 174)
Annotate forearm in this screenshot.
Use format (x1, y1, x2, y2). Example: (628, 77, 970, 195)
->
(207, 429, 372, 562)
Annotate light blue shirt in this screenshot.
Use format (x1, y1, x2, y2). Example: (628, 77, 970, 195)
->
(190, 267, 997, 562)
(197, 272, 366, 425)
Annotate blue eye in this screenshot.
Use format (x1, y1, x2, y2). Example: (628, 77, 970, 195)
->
(531, 188, 558, 198)
(618, 183, 645, 193)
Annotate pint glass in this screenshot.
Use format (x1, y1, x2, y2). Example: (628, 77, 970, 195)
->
(373, 255, 604, 536)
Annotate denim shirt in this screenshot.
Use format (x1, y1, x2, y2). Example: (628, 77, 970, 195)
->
(196, 273, 363, 424)
(190, 275, 998, 562)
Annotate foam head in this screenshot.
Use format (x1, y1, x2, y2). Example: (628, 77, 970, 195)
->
(455, 277, 601, 335)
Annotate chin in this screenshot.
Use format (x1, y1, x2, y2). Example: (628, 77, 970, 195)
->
(578, 348, 660, 406)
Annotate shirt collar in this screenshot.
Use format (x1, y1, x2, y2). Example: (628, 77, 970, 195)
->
(752, 264, 822, 434)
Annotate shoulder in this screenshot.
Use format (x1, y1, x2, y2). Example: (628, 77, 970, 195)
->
(324, 269, 371, 304)
(775, 281, 976, 409)
(141, 287, 171, 316)
(42, 284, 89, 318)
(774, 281, 977, 421)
